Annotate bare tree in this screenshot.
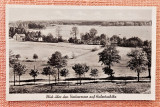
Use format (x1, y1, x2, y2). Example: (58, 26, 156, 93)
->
(70, 26, 79, 39)
(56, 26, 62, 38)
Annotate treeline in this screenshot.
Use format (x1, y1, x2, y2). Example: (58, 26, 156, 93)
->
(9, 26, 63, 43)
(9, 20, 152, 28)
(63, 21, 152, 26)
(9, 25, 151, 48)
(109, 35, 151, 47)
(9, 27, 26, 38)
(28, 23, 46, 29)
(42, 33, 59, 43)
(68, 27, 151, 48)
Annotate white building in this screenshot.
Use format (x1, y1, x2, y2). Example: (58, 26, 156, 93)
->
(13, 33, 25, 41)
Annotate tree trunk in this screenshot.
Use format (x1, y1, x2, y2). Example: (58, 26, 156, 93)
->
(49, 74, 50, 84)
(14, 71, 16, 86)
(137, 72, 140, 82)
(79, 75, 81, 85)
(77, 77, 78, 85)
(110, 76, 113, 82)
(65, 77, 66, 84)
(34, 77, 35, 84)
(68, 80, 69, 87)
(148, 67, 151, 78)
(58, 68, 60, 82)
(55, 77, 57, 85)
(19, 75, 20, 85)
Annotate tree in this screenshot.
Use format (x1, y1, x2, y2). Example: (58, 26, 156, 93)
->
(60, 68, 69, 84)
(33, 54, 38, 62)
(51, 68, 58, 85)
(124, 37, 143, 47)
(83, 63, 90, 77)
(42, 66, 54, 84)
(127, 49, 148, 82)
(48, 51, 67, 82)
(90, 68, 98, 82)
(43, 33, 58, 43)
(98, 46, 121, 80)
(143, 45, 151, 78)
(110, 35, 122, 46)
(100, 34, 106, 40)
(13, 63, 27, 85)
(9, 50, 16, 67)
(89, 28, 97, 38)
(72, 63, 89, 85)
(70, 26, 79, 39)
(81, 33, 91, 44)
(98, 46, 121, 69)
(29, 65, 39, 84)
(102, 67, 114, 81)
(56, 26, 62, 38)
(15, 54, 21, 60)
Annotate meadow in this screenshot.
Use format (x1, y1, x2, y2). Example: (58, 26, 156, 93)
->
(9, 39, 149, 84)
(9, 24, 151, 93)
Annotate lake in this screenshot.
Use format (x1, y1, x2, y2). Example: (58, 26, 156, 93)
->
(29, 25, 152, 41)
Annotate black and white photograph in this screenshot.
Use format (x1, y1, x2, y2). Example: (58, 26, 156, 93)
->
(6, 5, 156, 101)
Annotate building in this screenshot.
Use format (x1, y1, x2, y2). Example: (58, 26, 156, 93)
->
(38, 37, 43, 42)
(13, 33, 25, 41)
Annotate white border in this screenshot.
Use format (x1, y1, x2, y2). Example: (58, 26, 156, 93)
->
(6, 5, 156, 101)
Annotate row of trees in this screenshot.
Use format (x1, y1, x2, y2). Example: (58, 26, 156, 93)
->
(110, 35, 151, 47)
(9, 51, 39, 85)
(28, 23, 46, 29)
(9, 25, 151, 48)
(10, 51, 98, 85)
(10, 43, 151, 86)
(68, 27, 151, 48)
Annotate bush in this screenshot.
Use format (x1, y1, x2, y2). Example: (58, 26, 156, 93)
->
(64, 55, 69, 59)
(91, 47, 98, 52)
(58, 36, 64, 42)
(43, 34, 58, 43)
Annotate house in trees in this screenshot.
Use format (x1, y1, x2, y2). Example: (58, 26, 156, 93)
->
(13, 33, 25, 42)
(38, 37, 43, 42)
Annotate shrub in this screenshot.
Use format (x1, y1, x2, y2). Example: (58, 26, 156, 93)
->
(91, 47, 98, 52)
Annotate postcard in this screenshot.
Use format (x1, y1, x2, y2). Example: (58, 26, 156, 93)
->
(6, 5, 156, 101)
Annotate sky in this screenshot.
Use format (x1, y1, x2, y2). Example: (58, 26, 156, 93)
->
(8, 7, 152, 22)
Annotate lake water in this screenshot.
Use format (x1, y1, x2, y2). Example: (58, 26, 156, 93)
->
(29, 25, 152, 41)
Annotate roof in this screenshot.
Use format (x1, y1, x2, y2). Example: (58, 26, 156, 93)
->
(14, 33, 25, 37)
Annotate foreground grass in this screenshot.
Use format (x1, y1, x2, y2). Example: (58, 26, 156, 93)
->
(10, 81, 150, 94)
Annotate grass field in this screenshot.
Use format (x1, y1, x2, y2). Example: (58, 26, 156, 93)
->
(9, 39, 150, 93)
(9, 39, 148, 81)
(9, 81, 150, 94)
